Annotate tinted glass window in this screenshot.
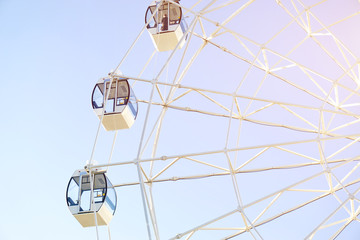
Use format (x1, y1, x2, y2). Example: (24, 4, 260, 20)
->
(158, 3, 169, 25)
(105, 178, 117, 215)
(169, 3, 181, 24)
(146, 6, 157, 28)
(94, 174, 106, 203)
(128, 88, 138, 118)
(104, 82, 116, 113)
(80, 190, 91, 212)
(105, 82, 116, 99)
(116, 81, 129, 106)
(92, 85, 104, 109)
(67, 177, 80, 206)
(94, 174, 106, 188)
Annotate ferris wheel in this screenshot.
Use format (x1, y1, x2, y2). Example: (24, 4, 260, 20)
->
(66, 0, 360, 239)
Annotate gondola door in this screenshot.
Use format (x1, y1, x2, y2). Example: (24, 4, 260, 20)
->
(79, 174, 92, 213)
(103, 79, 117, 114)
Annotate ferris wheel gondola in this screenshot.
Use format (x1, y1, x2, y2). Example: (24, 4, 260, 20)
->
(66, 169, 117, 227)
(145, 0, 187, 52)
(91, 77, 138, 131)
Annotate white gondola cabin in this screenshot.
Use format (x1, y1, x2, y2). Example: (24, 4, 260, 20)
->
(66, 169, 117, 227)
(92, 77, 138, 131)
(145, 0, 187, 52)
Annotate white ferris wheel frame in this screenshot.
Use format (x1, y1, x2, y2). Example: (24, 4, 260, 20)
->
(84, 0, 360, 239)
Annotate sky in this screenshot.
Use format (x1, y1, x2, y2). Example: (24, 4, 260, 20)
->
(0, 1, 147, 239)
(1, 0, 360, 240)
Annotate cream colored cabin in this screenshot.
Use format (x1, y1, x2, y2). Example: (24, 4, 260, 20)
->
(145, 1, 187, 52)
(66, 169, 117, 227)
(92, 77, 138, 131)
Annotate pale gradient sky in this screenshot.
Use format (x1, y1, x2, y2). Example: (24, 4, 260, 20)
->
(1, 0, 360, 239)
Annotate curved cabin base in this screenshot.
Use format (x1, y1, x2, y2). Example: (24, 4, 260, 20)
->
(99, 107, 135, 131)
(74, 206, 113, 228)
(150, 26, 185, 52)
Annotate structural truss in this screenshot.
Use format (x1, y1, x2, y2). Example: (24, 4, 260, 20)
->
(88, 0, 360, 239)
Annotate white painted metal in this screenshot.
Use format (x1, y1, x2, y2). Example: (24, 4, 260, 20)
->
(86, 0, 360, 239)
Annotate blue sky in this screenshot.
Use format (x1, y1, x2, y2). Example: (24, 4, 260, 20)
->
(1, 0, 360, 239)
(0, 1, 147, 239)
